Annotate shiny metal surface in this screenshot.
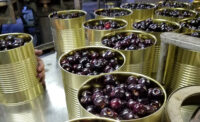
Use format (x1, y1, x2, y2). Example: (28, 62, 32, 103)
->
(94, 8, 133, 29)
(0, 33, 44, 104)
(49, 10, 87, 59)
(84, 18, 127, 46)
(154, 8, 197, 22)
(101, 30, 157, 77)
(59, 46, 126, 120)
(164, 46, 200, 94)
(77, 72, 167, 122)
(0, 53, 68, 122)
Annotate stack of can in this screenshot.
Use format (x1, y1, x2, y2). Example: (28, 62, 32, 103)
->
(49, 10, 87, 59)
(0, 33, 44, 104)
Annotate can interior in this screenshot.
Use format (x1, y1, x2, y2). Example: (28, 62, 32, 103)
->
(59, 47, 125, 76)
(101, 31, 157, 50)
(84, 19, 127, 30)
(78, 72, 167, 120)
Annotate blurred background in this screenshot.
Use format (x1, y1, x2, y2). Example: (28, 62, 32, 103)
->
(0, 0, 194, 52)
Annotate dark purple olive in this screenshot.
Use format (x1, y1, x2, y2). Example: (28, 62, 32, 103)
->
(100, 107, 118, 119)
(110, 98, 122, 110)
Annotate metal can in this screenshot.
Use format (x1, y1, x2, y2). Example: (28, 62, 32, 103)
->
(120, 3, 156, 24)
(192, 1, 200, 9)
(77, 72, 167, 122)
(0, 33, 44, 104)
(49, 10, 87, 59)
(58, 46, 126, 119)
(164, 86, 200, 122)
(154, 8, 197, 22)
(157, 1, 190, 9)
(133, 19, 181, 78)
(101, 30, 157, 77)
(94, 8, 133, 29)
(164, 45, 200, 94)
(84, 18, 127, 46)
(180, 18, 200, 33)
(67, 117, 117, 122)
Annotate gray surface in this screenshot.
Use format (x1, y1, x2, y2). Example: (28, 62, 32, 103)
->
(0, 53, 68, 122)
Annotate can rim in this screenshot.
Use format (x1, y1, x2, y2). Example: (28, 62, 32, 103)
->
(101, 30, 157, 51)
(58, 46, 126, 77)
(83, 18, 128, 31)
(132, 18, 181, 33)
(155, 8, 197, 20)
(0, 33, 33, 53)
(67, 117, 118, 122)
(77, 72, 167, 122)
(120, 3, 157, 10)
(94, 7, 133, 18)
(48, 10, 87, 20)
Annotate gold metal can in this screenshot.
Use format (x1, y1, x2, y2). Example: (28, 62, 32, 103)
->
(49, 10, 87, 59)
(157, 1, 190, 9)
(67, 117, 117, 122)
(120, 3, 157, 24)
(192, 1, 200, 9)
(180, 18, 200, 33)
(101, 30, 157, 77)
(58, 46, 126, 119)
(164, 46, 200, 94)
(0, 33, 44, 104)
(94, 8, 133, 29)
(77, 72, 167, 122)
(133, 19, 181, 78)
(154, 8, 197, 22)
(84, 18, 127, 46)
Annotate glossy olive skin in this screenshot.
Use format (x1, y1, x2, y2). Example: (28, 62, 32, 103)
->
(79, 75, 164, 120)
(102, 32, 154, 50)
(133, 18, 177, 32)
(0, 35, 27, 51)
(50, 11, 85, 19)
(60, 50, 122, 75)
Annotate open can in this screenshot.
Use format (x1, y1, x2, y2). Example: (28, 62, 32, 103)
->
(58, 46, 126, 119)
(49, 10, 87, 59)
(157, 1, 190, 9)
(0, 33, 44, 104)
(163, 33, 200, 93)
(133, 19, 181, 78)
(120, 3, 156, 24)
(94, 8, 133, 29)
(77, 72, 167, 122)
(84, 18, 127, 46)
(180, 18, 200, 33)
(101, 30, 157, 77)
(154, 8, 197, 22)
